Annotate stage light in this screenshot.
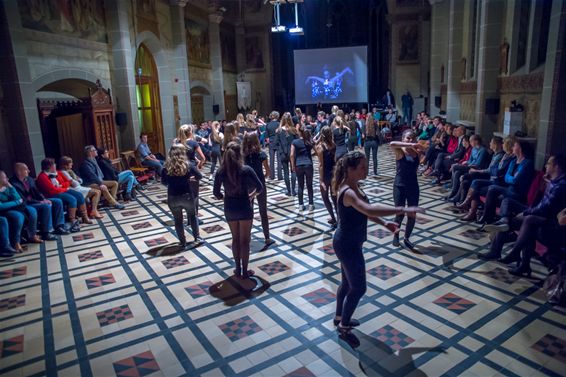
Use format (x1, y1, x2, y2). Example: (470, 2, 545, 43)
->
(289, 26, 303, 35)
(271, 25, 287, 32)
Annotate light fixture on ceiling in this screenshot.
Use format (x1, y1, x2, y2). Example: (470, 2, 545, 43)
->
(288, 2, 303, 35)
(271, 0, 286, 32)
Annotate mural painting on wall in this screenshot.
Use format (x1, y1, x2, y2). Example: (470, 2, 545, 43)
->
(185, 18, 211, 68)
(397, 24, 419, 64)
(136, 0, 158, 36)
(220, 27, 237, 73)
(245, 36, 264, 71)
(18, 0, 107, 43)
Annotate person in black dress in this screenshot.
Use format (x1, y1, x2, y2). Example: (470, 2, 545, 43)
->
(162, 144, 203, 248)
(213, 142, 263, 279)
(243, 132, 274, 247)
(332, 151, 424, 345)
(390, 130, 425, 250)
(209, 121, 223, 177)
(291, 126, 315, 211)
(315, 126, 337, 227)
(332, 115, 348, 161)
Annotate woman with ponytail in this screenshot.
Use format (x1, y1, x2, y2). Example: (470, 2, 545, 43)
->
(213, 142, 263, 279)
(276, 112, 298, 196)
(331, 151, 424, 345)
(316, 126, 337, 227)
(332, 114, 349, 161)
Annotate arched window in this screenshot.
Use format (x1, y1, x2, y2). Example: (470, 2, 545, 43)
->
(135, 43, 164, 154)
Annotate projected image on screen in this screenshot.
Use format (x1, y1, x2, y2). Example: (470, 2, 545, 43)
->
(294, 46, 368, 104)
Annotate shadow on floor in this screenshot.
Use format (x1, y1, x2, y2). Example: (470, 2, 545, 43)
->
(339, 330, 446, 376)
(209, 275, 271, 306)
(414, 240, 486, 272)
(146, 243, 197, 257)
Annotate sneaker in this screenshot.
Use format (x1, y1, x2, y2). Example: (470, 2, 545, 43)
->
(308, 205, 315, 211)
(194, 236, 204, 245)
(54, 224, 70, 235)
(0, 247, 16, 258)
(69, 220, 81, 233)
(114, 203, 126, 210)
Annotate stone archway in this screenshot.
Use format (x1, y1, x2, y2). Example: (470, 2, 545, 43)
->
(32, 70, 110, 94)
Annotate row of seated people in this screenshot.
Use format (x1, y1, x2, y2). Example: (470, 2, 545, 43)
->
(0, 145, 140, 258)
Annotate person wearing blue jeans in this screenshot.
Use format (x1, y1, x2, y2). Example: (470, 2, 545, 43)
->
(137, 133, 164, 176)
(10, 163, 68, 239)
(96, 148, 139, 201)
(0, 216, 17, 257)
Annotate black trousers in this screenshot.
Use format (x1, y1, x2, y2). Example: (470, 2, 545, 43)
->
(269, 145, 282, 180)
(252, 186, 270, 240)
(393, 184, 419, 239)
(296, 165, 314, 206)
(168, 193, 199, 243)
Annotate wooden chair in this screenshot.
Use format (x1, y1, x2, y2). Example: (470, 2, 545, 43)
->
(120, 150, 154, 184)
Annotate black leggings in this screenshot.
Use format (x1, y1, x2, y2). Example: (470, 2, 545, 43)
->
(393, 185, 419, 239)
(210, 148, 221, 175)
(296, 165, 314, 206)
(281, 159, 296, 195)
(334, 240, 366, 325)
(189, 179, 200, 215)
(320, 179, 336, 222)
(252, 187, 270, 240)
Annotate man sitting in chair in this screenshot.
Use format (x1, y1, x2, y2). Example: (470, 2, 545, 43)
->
(137, 133, 164, 177)
(79, 146, 125, 210)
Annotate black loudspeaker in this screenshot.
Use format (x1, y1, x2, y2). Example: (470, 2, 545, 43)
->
(213, 104, 220, 114)
(485, 98, 500, 115)
(115, 112, 127, 126)
(434, 96, 441, 108)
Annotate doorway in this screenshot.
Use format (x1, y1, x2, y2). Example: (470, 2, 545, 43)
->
(135, 43, 164, 154)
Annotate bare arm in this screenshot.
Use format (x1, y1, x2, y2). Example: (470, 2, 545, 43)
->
(290, 144, 296, 172)
(262, 158, 270, 179)
(558, 208, 566, 226)
(305, 76, 324, 84)
(342, 188, 424, 218)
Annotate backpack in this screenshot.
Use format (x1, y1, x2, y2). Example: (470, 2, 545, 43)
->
(543, 261, 566, 306)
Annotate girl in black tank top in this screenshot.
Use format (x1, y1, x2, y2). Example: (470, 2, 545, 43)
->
(316, 126, 337, 227)
(331, 151, 424, 346)
(390, 130, 424, 251)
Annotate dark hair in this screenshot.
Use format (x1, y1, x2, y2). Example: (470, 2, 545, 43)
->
(318, 126, 335, 152)
(517, 140, 533, 159)
(242, 132, 261, 156)
(300, 126, 313, 148)
(470, 134, 482, 145)
(140, 133, 148, 139)
(462, 134, 471, 143)
(491, 136, 503, 146)
(551, 154, 566, 171)
(219, 142, 243, 192)
(41, 158, 56, 171)
(331, 151, 366, 196)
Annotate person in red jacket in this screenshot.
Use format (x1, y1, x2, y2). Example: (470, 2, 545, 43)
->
(36, 158, 88, 233)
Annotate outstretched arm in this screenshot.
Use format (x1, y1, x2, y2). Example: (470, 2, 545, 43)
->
(305, 76, 325, 84)
(329, 67, 353, 83)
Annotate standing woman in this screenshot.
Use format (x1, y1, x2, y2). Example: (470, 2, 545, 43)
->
(184, 125, 206, 223)
(316, 126, 337, 227)
(332, 152, 423, 342)
(291, 126, 315, 211)
(162, 144, 202, 248)
(235, 113, 245, 135)
(209, 121, 223, 177)
(222, 122, 240, 152)
(213, 142, 263, 279)
(346, 114, 359, 152)
(390, 130, 424, 250)
(243, 132, 274, 246)
(277, 112, 299, 196)
(363, 116, 379, 175)
(332, 116, 349, 161)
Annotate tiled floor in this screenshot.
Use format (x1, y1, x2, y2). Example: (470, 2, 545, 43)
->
(1, 146, 565, 377)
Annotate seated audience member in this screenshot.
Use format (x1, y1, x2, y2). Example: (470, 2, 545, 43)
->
(96, 148, 138, 201)
(0, 216, 17, 257)
(417, 119, 435, 141)
(422, 123, 453, 176)
(433, 133, 471, 185)
(137, 133, 164, 176)
(476, 140, 534, 225)
(430, 125, 467, 183)
(446, 134, 490, 201)
(0, 170, 36, 252)
(10, 163, 68, 240)
(385, 108, 398, 127)
(36, 158, 88, 232)
(457, 137, 514, 213)
(454, 136, 507, 206)
(477, 155, 566, 277)
(79, 146, 125, 210)
(58, 156, 104, 219)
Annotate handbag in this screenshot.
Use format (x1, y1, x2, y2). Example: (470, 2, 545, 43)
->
(543, 261, 566, 306)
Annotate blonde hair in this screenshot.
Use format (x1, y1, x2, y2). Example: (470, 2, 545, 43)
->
(164, 144, 189, 176)
(503, 136, 514, 154)
(177, 124, 190, 145)
(211, 121, 221, 144)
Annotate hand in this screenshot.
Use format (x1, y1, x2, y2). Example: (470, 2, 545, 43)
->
(16, 198, 23, 205)
(100, 184, 108, 191)
(248, 190, 258, 200)
(469, 168, 478, 173)
(42, 199, 51, 205)
(383, 220, 400, 234)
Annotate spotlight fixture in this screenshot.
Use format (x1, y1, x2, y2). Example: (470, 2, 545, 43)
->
(271, 25, 287, 32)
(288, 2, 303, 35)
(271, 0, 286, 33)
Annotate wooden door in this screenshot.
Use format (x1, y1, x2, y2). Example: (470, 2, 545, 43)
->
(56, 113, 86, 165)
(191, 95, 204, 124)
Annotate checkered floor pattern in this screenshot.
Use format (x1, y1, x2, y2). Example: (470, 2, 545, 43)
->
(1, 145, 565, 376)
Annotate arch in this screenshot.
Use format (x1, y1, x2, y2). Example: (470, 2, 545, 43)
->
(32, 69, 110, 93)
(190, 81, 212, 96)
(136, 30, 174, 151)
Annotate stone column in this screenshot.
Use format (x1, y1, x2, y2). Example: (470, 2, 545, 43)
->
(474, 0, 505, 139)
(208, 13, 225, 120)
(445, 0, 464, 122)
(235, 24, 246, 74)
(536, 0, 566, 167)
(1, 1, 43, 173)
(170, 1, 192, 124)
(105, 0, 138, 150)
(429, 0, 447, 116)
